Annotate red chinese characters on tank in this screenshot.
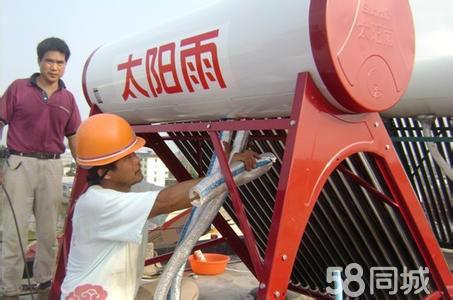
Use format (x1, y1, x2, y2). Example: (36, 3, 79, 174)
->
(117, 29, 227, 101)
(66, 284, 108, 300)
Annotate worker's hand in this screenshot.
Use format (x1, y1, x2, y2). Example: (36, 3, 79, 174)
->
(190, 152, 276, 206)
(231, 150, 260, 171)
(222, 141, 259, 170)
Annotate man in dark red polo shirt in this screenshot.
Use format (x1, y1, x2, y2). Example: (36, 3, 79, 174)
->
(0, 37, 81, 298)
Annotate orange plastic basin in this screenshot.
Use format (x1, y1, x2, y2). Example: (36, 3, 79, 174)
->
(188, 253, 230, 275)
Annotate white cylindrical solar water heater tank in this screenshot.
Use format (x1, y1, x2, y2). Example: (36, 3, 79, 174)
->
(83, 0, 418, 124)
(383, 0, 453, 118)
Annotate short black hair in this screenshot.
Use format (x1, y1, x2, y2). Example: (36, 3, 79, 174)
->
(37, 37, 71, 62)
(86, 162, 117, 186)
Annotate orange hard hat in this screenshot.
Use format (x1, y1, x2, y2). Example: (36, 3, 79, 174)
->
(75, 113, 145, 167)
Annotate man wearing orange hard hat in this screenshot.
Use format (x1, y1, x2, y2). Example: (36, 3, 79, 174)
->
(60, 113, 258, 299)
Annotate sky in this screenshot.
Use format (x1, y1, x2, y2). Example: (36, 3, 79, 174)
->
(0, 0, 211, 120)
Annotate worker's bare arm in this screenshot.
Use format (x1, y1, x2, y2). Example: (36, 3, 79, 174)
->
(148, 150, 259, 218)
(149, 178, 202, 218)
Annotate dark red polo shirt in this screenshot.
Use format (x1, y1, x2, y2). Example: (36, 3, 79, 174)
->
(0, 73, 81, 154)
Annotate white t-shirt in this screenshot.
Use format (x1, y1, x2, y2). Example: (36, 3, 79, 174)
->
(61, 185, 158, 300)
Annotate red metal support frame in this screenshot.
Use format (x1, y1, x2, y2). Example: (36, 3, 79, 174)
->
(137, 130, 255, 270)
(138, 132, 193, 182)
(51, 111, 260, 298)
(257, 73, 452, 299)
(133, 118, 290, 133)
(51, 73, 453, 299)
(336, 165, 399, 208)
(375, 157, 453, 298)
(209, 131, 264, 278)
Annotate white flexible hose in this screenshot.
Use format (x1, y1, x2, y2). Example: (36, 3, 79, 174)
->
(154, 139, 276, 300)
(154, 153, 275, 300)
(168, 131, 233, 300)
(189, 153, 276, 206)
(164, 131, 246, 300)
